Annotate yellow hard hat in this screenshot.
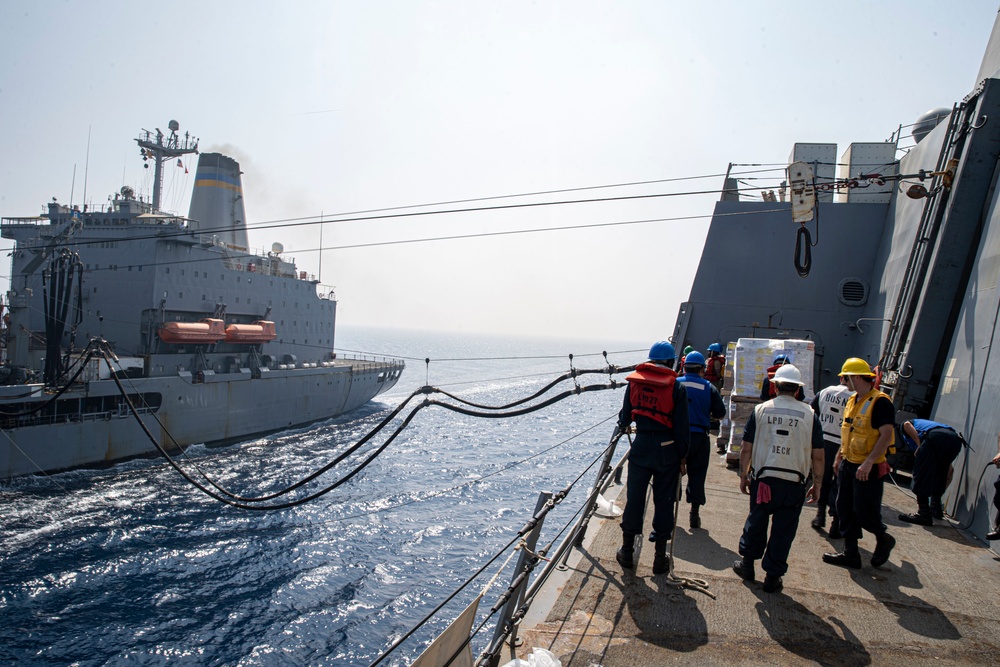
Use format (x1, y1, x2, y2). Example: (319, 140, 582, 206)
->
(840, 357, 875, 376)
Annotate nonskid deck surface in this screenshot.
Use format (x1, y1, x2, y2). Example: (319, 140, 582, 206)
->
(518, 449, 1000, 666)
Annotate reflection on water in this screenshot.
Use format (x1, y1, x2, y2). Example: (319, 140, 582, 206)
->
(0, 326, 645, 665)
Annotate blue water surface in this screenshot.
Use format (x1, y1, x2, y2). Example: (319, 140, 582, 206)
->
(0, 327, 646, 666)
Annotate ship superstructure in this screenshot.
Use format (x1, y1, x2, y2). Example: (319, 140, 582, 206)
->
(671, 14, 1000, 542)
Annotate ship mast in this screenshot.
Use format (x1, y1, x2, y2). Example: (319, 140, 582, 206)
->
(135, 120, 198, 212)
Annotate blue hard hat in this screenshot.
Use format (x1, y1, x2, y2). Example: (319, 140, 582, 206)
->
(648, 341, 675, 362)
(684, 351, 706, 366)
(773, 354, 789, 364)
(707, 343, 722, 353)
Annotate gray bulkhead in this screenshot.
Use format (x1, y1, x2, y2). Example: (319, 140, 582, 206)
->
(675, 16, 1000, 541)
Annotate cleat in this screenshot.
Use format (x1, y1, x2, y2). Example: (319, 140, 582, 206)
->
(762, 574, 783, 593)
(871, 533, 896, 567)
(822, 551, 862, 569)
(732, 559, 756, 581)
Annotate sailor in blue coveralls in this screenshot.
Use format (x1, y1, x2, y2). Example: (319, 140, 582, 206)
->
(616, 341, 690, 575)
(897, 419, 964, 525)
(676, 350, 726, 529)
(733, 364, 824, 593)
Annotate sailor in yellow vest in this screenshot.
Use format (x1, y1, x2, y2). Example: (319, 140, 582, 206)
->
(732, 364, 824, 593)
(823, 358, 897, 569)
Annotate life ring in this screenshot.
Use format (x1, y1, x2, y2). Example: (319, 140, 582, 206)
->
(236, 262, 243, 271)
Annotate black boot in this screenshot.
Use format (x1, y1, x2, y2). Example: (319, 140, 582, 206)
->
(616, 532, 636, 570)
(929, 496, 944, 520)
(823, 539, 862, 569)
(899, 498, 933, 526)
(986, 518, 1000, 541)
(811, 505, 826, 530)
(872, 531, 896, 567)
(690, 504, 701, 529)
(828, 516, 842, 539)
(762, 573, 784, 593)
(652, 539, 670, 574)
(732, 557, 755, 581)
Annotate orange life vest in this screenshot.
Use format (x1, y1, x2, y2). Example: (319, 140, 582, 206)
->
(705, 353, 724, 385)
(626, 362, 677, 427)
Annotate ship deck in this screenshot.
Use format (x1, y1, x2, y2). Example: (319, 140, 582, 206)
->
(517, 444, 1000, 666)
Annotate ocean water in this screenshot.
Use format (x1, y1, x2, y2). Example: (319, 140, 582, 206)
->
(0, 326, 647, 666)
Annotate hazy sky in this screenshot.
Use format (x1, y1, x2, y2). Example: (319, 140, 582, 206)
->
(1, 1, 996, 345)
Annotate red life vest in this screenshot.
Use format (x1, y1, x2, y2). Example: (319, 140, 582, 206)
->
(765, 364, 781, 398)
(626, 362, 677, 427)
(705, 353, 724, 384)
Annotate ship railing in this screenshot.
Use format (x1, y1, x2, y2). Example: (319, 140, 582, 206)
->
(1, 216, 49, 228)
(1, 404, 159, 429)
(331, 354, 406, 373)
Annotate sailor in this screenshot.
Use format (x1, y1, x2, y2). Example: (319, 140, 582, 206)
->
(823, 358, 897, 569)
(677, 351, 726, 529)
(897, 419, 964, 525)
(810, 376, 854, 536)
(989, 435, 1000, 541)
(759, 354, 805, 401)
(733, 364, 824, 593)
(616, 341, 690, 575)
(704, 342, 726, 392)
(679, 345, 694, 374)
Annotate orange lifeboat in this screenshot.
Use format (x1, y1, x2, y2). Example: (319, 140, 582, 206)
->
(159, 318, 226, 344)
(225, 320, 277, 344)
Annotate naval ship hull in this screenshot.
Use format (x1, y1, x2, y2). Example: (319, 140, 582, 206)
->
(0, 360, 401, 479)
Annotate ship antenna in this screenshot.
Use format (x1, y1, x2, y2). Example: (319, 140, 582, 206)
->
(82, 125, 91, 212)
(136, 120, 198, 211)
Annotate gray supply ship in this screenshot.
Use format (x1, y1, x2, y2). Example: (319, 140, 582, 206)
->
(0, 122, 403, 480)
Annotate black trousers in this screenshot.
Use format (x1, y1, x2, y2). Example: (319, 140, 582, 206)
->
(622, 462, 680, 538)
(685, 430, 711, 506)
(739, 477, 806, 576)
(817, 438, 840, 517)
(836, 459, 888, 541)
(911, 428, 962, 499)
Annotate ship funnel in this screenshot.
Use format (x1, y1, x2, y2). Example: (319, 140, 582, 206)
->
(188, 153, 250, 250)
(911, 107, 951, 143)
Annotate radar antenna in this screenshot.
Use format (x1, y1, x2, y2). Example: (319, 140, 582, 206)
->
(135, 120, 199, 212)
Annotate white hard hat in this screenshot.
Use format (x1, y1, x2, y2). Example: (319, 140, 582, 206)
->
(772, 364, 804, 386)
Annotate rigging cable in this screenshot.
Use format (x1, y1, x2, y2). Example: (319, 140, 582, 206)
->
(114, 351, 626, 504)
(104, 343, 626, 509)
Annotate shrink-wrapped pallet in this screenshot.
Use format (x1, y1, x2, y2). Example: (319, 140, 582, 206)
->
(723, 338, 816, 462)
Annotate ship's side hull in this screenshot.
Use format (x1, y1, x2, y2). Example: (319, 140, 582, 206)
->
(674, 74, 1000, 542)
(0, 360, 403, 479)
